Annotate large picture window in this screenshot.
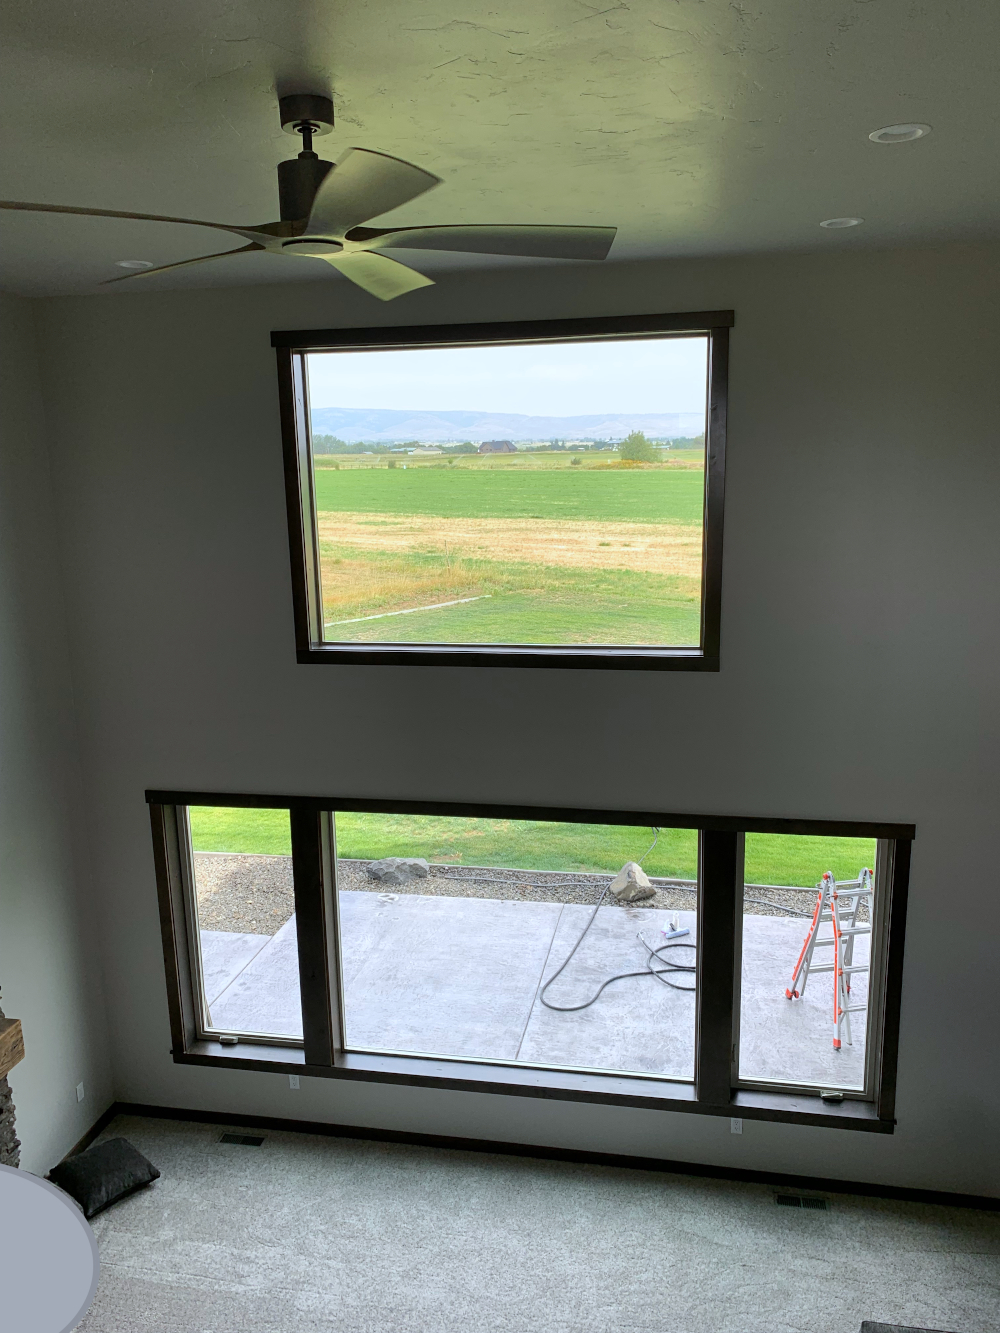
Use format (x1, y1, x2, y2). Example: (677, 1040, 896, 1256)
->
(274, 312, 731, 669)
(149, 793, 912, 1132)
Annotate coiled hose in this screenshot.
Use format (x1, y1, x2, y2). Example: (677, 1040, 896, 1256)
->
(539, 829, 697, 1013)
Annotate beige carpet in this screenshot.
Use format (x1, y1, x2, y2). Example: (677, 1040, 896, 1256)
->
(77, 1115, 998, 1333)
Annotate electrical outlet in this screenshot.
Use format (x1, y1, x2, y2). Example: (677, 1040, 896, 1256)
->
(76, 1083, 85, 1103)
(730, 1117, 742, 1135)
(288, 1075, 300, 1090)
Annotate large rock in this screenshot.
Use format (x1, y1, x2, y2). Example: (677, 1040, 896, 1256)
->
(367, 857, 430, 886)
(609, 861, 654, 903)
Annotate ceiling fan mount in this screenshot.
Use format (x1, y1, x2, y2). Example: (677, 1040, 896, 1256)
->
(278, 93, 335, 139)
(1, 90, 617, 301)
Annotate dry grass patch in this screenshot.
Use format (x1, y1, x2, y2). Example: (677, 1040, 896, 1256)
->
(317, 512, 703, 579)
(321, 554, 489, 619)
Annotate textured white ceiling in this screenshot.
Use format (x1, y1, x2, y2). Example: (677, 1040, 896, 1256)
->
(2, 0, 997, 296)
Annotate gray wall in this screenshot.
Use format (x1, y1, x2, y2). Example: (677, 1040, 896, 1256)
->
(0, 293, 114, 1172)
(29, 242, 1000, 1195)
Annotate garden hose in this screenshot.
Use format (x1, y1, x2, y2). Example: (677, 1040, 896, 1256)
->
(434, 827, 813, 1015)
(539, 828, 698, 1013)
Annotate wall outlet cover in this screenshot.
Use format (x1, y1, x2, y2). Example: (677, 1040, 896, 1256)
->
(288, 1075, 300, 1090)
(730, 1117, 743, 1134)
(76, 1083, 85, 1103)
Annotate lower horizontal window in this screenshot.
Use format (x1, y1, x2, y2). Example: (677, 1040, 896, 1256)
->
(148, 793, 913, 1130)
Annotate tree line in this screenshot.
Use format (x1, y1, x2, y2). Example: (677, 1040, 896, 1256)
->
(311, 432, 705, 457)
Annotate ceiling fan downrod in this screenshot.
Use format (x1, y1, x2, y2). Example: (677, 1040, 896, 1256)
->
(277, 93, 335, 225)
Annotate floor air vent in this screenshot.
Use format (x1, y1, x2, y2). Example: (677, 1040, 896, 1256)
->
(775, 1193, 827, 1210)
(219, 1133, 265, 1147)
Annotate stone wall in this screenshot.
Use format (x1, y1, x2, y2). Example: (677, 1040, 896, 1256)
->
(0, 992, 20, 1167)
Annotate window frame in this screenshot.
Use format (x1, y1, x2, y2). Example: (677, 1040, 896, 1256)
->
(272, 310, 733, 671)
(177, 804, 305, 1049)
(148, 790, 912, 1133)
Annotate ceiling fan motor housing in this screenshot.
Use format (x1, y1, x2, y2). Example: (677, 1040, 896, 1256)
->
(278, 154, 334, 224)
(277, 93, 336, 223)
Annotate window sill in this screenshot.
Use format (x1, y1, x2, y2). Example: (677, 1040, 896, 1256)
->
(175, 1043, 892, 1132)
(296, 645, 719, 671)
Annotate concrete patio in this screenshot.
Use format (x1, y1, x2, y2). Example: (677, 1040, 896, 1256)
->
(201, 891, 868, 1089)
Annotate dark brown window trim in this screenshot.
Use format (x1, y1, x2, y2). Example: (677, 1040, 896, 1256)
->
(273, 310, 732, 672)
(146, 792, 915, 842)
(171, 1043, 891, 1133)
(270, 311, 736, 352)
(148, 790, 912, 1134)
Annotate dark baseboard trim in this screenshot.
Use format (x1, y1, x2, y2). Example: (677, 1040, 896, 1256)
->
(62, 1100, 120, 1161)
(98, 1101, 997, 1212)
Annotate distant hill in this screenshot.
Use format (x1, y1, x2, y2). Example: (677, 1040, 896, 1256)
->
(309, 406, 704, 443)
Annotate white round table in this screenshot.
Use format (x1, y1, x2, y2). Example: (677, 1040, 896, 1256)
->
(0, 1163, 99, 1332)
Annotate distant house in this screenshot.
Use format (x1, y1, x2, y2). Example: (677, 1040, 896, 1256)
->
(478, 440, 517, 454)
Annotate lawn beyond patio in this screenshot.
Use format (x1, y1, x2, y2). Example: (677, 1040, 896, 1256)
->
(189, 808, 878, 889)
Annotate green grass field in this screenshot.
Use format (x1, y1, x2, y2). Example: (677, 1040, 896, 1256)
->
(324, 558, 700, 644)
(313, 459, 705, 524)
(189, 807, 876, 889)
(312, 452, 705, 644)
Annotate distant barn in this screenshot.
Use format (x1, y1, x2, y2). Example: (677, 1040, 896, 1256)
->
(478, 440, 517, 454)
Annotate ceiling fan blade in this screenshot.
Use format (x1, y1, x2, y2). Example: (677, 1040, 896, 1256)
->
(312, 250, 434, 301)
(306, 149, 441, 235)
(349, 223, 617, 261)
(102, 243, 264, 284)
(0, 199, 265, 240)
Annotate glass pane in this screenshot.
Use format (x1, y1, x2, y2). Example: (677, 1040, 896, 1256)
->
(306, 336, 708, 647)
(738, 834, 879, 1091)
(334, 814, 699, 1079)
(188, 806, 301, 1041)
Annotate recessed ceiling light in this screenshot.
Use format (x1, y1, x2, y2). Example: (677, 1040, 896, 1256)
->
(819, 217, 863, 229)
(115, 259, 155, 269)
(869, 123, 932, 144)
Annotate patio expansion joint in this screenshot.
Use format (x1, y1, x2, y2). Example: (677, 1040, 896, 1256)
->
(514, 903, 567, 1063)
(206, 927, 288, 1011)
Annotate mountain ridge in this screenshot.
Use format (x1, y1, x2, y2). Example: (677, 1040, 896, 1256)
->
(310, 405, 704, 443)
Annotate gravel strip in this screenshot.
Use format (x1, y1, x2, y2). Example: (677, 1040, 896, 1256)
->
(194, 853, 294, 935)
(194, 853, 823, 935)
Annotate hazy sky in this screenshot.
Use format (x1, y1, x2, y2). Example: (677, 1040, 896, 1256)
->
(305, 336, 708, 416)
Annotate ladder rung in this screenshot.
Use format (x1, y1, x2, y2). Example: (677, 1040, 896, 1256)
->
(806, 964, 870, 978)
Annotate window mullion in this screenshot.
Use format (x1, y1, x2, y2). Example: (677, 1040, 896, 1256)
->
(290, 802, 340, 1065)
(696, 829, 743, 1106)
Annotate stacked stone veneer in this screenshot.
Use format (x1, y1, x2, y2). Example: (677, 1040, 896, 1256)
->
(0, 991, 20, 1168)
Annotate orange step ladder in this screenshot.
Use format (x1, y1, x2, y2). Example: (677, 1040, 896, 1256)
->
(785, 868, 874, 1049)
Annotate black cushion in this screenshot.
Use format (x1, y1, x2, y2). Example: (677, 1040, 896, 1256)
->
(48, 1137, 160, 1218)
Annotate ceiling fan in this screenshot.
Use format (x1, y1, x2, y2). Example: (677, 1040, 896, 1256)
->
(1, 94, 617, 301)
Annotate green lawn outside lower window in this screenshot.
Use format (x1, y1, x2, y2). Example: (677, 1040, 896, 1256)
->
(188, 807, 876, 888)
